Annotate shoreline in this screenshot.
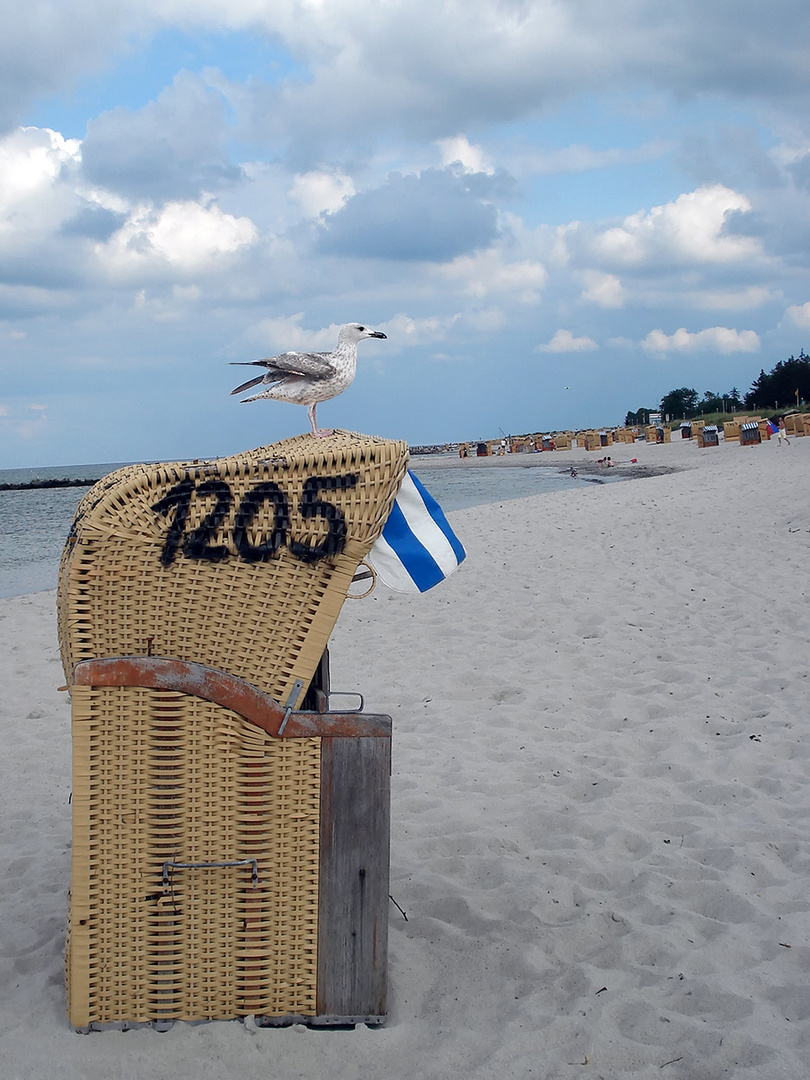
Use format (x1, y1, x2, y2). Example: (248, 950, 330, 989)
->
(413, 453, 683, 481)
(0, 436, 698, 490)
(412, 433, 717, 480)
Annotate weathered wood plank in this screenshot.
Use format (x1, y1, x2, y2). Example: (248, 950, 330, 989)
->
(72, 657, 390, 738)
(317, 735, 391, 1020)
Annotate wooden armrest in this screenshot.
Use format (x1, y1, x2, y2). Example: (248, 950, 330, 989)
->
(73, 657, 391, 739)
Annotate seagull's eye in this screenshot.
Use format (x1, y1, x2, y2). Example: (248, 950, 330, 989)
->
(357, 325, 365, 331)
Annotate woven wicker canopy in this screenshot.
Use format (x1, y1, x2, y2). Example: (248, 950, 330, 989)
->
(59, 431, 409, 707)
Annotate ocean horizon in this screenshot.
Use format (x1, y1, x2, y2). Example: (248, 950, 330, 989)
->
(0, 456, 611, 600)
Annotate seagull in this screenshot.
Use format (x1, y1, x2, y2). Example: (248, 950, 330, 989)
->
(230, 322, 386, 436)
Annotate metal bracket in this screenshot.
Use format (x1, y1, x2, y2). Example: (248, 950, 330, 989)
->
(278, 679, 305, 735)
(322, 690, 365, 714)
(162, 858, 259, 891)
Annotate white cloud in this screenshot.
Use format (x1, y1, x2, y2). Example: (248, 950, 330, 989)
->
(288, 168, 355, 217)
(244, 310, 458, 359)
(244, 314, 353, 354)
(690, 286, 774, 311)
(536, 329, 598, 353)
(460, 307, 507, 333)
(436, 135, 494, 175)
(593, 185, 760, 267)
(508, 139, 670, 177)
(641, 326, 760, 355)
(437, 248, 547, 303)
(786, 301, 810, 328)
(581, 270, 624, 308)
(172, 284, 201, 302)
(96, 198, 257, 274)
(3, 3, 810, 463)
(195, 1, 810, 159)
(0, 127, 82, 240)
(81, 71, 240, 202)
(142, 201, 256, 265)
(0, 127, 79, 207)
(4, 1, 810, 150)
(377, 312, 459, 345)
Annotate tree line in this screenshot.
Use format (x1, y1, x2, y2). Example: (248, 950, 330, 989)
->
(625, 350, 810, 426)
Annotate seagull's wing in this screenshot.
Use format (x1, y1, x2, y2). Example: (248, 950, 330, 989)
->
(230, 350, 337, 396)
(233, 350, 336, 379)
(230, 372, 272, 396)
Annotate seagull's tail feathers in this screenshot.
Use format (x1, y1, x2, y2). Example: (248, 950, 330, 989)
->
(230, 373, 268, 396)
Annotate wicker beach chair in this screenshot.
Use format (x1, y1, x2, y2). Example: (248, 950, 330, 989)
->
(740, 421, 762, 445)
(59, 431, 409, 1029)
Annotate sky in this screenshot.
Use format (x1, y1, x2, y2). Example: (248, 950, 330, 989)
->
(1, 0, 810, 467)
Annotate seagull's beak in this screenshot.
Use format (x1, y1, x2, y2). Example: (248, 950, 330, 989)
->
(370, 331, 387, 339)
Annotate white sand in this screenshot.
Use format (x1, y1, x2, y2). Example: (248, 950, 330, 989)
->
(1, 434, 808, 1079)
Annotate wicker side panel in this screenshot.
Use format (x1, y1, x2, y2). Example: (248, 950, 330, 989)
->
(67, 686, 321, 1027)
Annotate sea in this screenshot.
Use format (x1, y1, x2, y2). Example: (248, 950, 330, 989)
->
(0, 457, 614, 600)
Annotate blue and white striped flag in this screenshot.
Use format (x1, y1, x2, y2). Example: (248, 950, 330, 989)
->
(368, 470, 466, 593)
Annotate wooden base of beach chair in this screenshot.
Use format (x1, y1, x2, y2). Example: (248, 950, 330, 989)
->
(66, 656, 391, 1029)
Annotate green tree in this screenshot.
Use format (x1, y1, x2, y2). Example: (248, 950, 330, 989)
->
(625, 407, 652, 426)
(744, 351, 810, 409)
(699, 390, 723, 415)
(661, 387, 699, 420)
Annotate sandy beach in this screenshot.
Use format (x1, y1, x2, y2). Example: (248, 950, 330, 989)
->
(1, 433, 808, 1079)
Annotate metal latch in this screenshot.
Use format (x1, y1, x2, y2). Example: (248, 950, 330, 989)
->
(277, 679, 305, 735)
(162, 858, 259, 891)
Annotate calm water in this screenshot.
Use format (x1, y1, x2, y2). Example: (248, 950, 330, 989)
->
(412, 463, 587, 512)
(0, 463, 132, 599)
(0, 457, 608, 599)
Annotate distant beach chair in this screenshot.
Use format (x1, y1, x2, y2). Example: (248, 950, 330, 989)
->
(581, 431, 600, 451)
(698, 425, 719, 447)
(723, 420, 742, 441)
(59, 432, 409, 1029)
(644, 425, 669, 444)
(740, 420, 762, 444)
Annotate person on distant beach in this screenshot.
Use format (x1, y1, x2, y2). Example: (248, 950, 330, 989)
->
(778, 417, 790, 446)
(570, 466, 577, 477)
